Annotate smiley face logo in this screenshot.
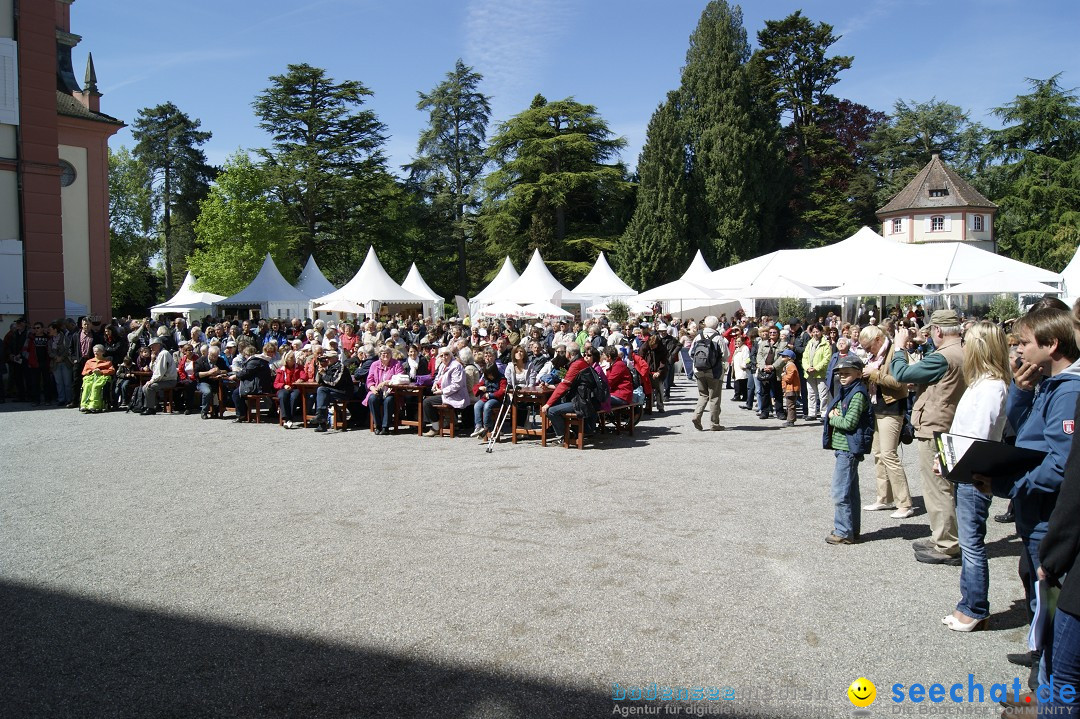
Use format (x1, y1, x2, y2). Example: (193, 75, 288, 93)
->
(848, 677, 876, 708)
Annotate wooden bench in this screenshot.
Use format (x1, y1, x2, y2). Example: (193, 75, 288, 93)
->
(330, 397, 365, 430)
(433, 404, 457, 438)
(543, 400, 647, 450)
(244, 393, 278, 423)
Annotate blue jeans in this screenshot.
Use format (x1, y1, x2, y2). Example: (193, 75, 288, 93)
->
(680, 348, 694, 381)
(198, 382, 216, 414)
(473, 398, 500, 431)
(745, 372, 757, 409)
(831, 451, 862, 539)
(955, 482, 993, 620)
(1043, 609, 1080, 715)
(52, 363, 73, 404)
(547, 401, 577, 437)
(278, 388, 302, 422)
(368, 391, 394, 429)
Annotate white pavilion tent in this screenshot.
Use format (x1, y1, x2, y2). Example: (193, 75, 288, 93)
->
(315, 246, 426, 316)
(571, 251, 636, 306)
(681, 249, 713, 284)
(401, 263, 444, 319)
(151, 271, 225, 320)
(469, 256, 520, 317)
(483, 250, 586, 315)
(1060, 245, 1080, 306)
(214, 255, 310, 320)
(294, 255, 337, 299)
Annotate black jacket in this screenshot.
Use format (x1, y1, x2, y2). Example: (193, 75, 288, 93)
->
(236, 355, 273, 395)
(1039, 393, 1080, 617)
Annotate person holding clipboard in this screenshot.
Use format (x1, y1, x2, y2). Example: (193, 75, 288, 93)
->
(936, 322, 1012, 632)
(971, 308, 1080, 691)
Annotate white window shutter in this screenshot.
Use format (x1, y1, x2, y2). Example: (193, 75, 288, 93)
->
(944, 216, 952, 231)
(924, 217, 932, 232)
(0, 39, 17, 126)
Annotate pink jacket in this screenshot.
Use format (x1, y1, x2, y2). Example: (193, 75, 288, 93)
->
(363, 359, 404, 407)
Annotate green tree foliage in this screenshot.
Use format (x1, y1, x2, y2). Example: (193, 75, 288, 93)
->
(130, 102, 215, 295)
(988, 295, 1021, 323)
(187, 152, 296, 296)
(108, 147, 160, 311)
(252, 63, 391, 283)
(680, 0, 787, 267)
(407, 59, 491, 297)
(479, 94, 631, 285)
(778, 296, 809, 322)
(988, 74, 1080, 270)
(753, 12, 875, 246)
(614, 94, 691, 288)
(867, 99, 988, 207)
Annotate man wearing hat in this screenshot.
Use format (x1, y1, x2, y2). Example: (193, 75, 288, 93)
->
(889, 309, 967, 565)
(142, 336, 177, 415)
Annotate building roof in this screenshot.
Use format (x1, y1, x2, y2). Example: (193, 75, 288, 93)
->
(56, 91, 125, 126)
(877, 153, 997, 215)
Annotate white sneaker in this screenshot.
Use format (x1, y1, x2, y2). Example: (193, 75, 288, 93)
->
(891, 507, 916, 519)
(470, 426, 485, 438)
(863, 502, 896, 511)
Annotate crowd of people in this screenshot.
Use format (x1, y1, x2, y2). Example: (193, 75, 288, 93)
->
(3, 299, 1079, 713)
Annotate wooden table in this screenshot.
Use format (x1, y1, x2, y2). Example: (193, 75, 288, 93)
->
(510, 386, 552, 443)
(293, 381, 319, 427)
(387, 383, 428, 435)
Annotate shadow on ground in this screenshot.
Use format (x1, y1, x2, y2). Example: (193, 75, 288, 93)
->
(0, 580, 620, 719)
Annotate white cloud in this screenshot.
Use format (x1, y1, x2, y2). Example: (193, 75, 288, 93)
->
(463, 0, 576, 123)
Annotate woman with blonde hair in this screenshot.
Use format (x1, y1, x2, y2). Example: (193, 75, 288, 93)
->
(858, 324, 914, 519)
(942, 320, 1012, 632)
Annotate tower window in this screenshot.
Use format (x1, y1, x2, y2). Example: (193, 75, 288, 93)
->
(929, 188, 948, 198)
(892, 218, 902, 234)
(973, 215, 984, 232)
(931, 216, 945, 231)
(59, 160, 77, 187)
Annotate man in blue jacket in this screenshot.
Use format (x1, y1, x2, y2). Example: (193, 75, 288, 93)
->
(976, 308, 1080, 690)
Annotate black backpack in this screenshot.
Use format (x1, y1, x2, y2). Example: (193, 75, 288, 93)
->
(691, 332, 721, 372)
(128, 385, 146, 412)
(572, 364, 606, 417)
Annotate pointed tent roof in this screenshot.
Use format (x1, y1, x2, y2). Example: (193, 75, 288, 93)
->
(571, 251, 635, 296)
(218, 254, 310, 305)
(471, 256, 520, 303)
(486, 249, 582, 305)
(150, 271, 225, 312)
(680, 250, 713, 284)
(401, 263, 443, 303)
(294, 255, 337, 299)
(1060, 244, 1080, 300)
(316, 246, 425, 305)
(877, 153, 997, 215)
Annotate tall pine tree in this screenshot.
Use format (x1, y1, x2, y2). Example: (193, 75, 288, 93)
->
(131, 102, 215, 295)
(614, 93, 691, 288)
(618, 0, 787, 287)
(407, 60, 491, 297)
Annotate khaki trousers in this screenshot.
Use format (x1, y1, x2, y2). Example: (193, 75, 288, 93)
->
(918, 437, 958, 554)
(694, 375, 722, 426)
(872, 413, 911, 509)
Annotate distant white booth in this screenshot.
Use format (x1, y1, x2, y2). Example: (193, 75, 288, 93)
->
(571, 251, 636, 314)
(151, 271, 225, 320)
(481, 249, 587, 318)
(214, 254, 311, 320)
(469, 256, 520, 319)
(1060, 245, 1080, 306)
(314, 246, 426, 318)
(401, 263, 444, 319)
(294, 255, 340, 321)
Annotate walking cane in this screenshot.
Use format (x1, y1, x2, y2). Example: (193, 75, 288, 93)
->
(486, 388, 516, 453)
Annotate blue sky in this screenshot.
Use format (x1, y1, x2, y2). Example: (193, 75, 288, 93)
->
(75, 0, 1079, 174)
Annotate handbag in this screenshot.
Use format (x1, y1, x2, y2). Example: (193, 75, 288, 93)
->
(900, 417, 915, 445)
(632, 386, 646, 404)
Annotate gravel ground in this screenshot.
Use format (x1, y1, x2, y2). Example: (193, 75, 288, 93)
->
(0, 381, 1030, 718)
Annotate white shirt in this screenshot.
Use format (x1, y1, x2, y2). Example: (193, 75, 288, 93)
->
(950, 375, 1008, 441)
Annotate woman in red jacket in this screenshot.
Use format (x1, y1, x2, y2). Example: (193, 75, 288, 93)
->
(275, 350, 309, 428)
(604, 346, 633, 407)
(175, 344, 200, 414)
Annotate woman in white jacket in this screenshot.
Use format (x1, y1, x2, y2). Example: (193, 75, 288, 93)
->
(942, 321, 1012, 632)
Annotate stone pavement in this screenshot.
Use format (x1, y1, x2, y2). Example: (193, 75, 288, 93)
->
(0, 380, 1029, 718)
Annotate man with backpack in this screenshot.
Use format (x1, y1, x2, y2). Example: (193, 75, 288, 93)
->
(541, 343, 599, 441)
(691, 316, 727, 431)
